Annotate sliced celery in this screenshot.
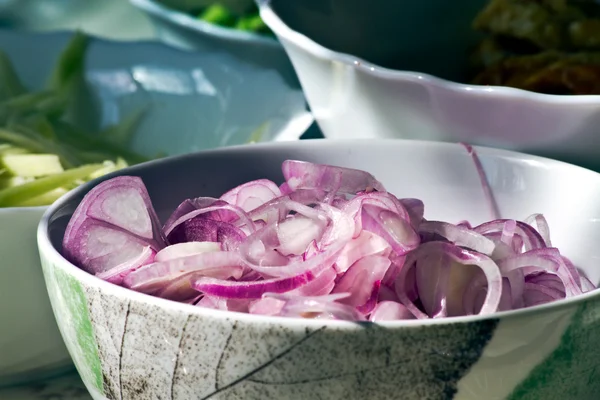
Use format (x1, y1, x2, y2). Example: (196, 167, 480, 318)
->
(1, 154, 64, 177)
(17, 187, 69, 207)
(0, 163, 102, 207)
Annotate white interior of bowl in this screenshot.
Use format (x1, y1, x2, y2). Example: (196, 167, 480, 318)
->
(39, 139, 600, 327)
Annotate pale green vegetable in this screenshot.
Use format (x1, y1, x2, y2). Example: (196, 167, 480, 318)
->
(0, 32, 151, 208)
(1, 154, 64, 177)
(0, 164, 103, 207)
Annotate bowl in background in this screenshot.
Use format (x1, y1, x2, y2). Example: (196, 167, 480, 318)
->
(130, 0, 299, 87)
(259, 0, 600, 171)
(0, 0, 154, 40)
(39, 139, 600, 400)
(0, 29, 310, 386)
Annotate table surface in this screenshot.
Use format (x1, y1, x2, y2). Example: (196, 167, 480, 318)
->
(0, 0, 153, 397)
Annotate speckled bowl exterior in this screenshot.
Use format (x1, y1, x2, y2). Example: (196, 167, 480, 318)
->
(38, 140, 600, 400)
(258, 0, 600, 171)
(0, 29, 309, 386)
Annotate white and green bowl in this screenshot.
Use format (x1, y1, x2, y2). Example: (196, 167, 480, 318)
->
(38, 139, 600, 400)
(0, 29, 310, 386)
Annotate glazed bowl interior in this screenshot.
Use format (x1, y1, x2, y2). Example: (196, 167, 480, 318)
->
(44, 139, 600, 313)
(267, 0, 488, 81)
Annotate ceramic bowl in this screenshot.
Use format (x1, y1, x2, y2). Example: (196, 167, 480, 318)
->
(0, 29, 310, 386)
(258, 0, 600, 171)
(0, 0, 154, 41)
(129, 0, 299, 87)
(38, 139, 600, 400)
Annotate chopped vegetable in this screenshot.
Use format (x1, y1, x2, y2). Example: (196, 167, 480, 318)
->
(0, 32, 150, 207)
(62, 154, 597, 321)
(194, 2, 273, 36)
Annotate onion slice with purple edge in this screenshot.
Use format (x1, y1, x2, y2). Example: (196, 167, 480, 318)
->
(220, 179, 281, 212)
(282, 160, 386, 194)
(62, 156, 597, 322)
(123, 250, 244, 300)
(395, 242, 503, 318)
(62, 176, 165, 282)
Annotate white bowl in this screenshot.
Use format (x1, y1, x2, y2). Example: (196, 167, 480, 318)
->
(259, 0, 600, 170)
(0, 29, 310, 386)
(130, 0, 299, 87)
(38, 139, 600, 400)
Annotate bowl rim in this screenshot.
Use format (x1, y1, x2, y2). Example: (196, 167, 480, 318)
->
(258, 0, 600, 103)
(130, 0, 280, 48)
(38, 138, 600, 329)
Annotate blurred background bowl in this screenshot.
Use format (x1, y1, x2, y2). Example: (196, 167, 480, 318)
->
(0, 28, 310, 387)
(259, 0, 600, 171)
(0, 0, 154, 40)
(130, 0, 299, 87)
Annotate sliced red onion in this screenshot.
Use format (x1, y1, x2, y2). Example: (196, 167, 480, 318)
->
(248, 196, 326, 226)
(123, 251, 244, 300)
(461, 143, 500, 220)
(248, 297, 286, 316)
(457, 220, 473, 229)
(80, 176, 161, 242)
(64, 160, 596, 322)
(276, 215, 326, 256)
(167, 217, 246, 251)
(343, 192, 419, 255)
(523, 282, 565, 307)
(163, 197, 219, 229)
(496, 251, 560, 275)
(193, 270, 316, 299)
(288, 266, 337, 297)
(415, 252, 452, 318)
(580, 275, 596, 292)
(396, 242, 503, 318)
(334, 230, 391, 274)
(220, 179, 281, 212)
(63, 176, 166, 274)
(377, 284, 399, 302)
(525, 213, 552, 247)
(526, 272, 565, 295)
(288, 188, 328, 204)
(265, 292, 364, 321)
(155, 241, 221, 262)
(66, 219, 157, 276)
(500, 219, 516, 245)
(96, 246, 155, 285)
(164, 202, 255, 239)
(381, 254, 407, 289)
(370, 301, 416, 321)
(282, 160, 386, 194)
(399, 198, 425, 228)
(332, 254, 391, 313)
(474, 220, 546, 251)
(238, 204, 353, 278)
(419, 221, 495, 256)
